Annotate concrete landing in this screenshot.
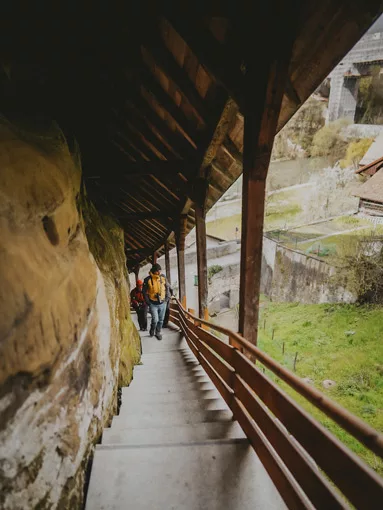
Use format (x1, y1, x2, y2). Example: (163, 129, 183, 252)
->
(87, 442, 286, 510)
(85, 324, 287, 510)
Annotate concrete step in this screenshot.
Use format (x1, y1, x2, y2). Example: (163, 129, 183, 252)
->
(134, 361, 202, 371)
(131, 372, 209, 385)
(121, 387, 220, 403)
(132, 367, 204, 378)
(123, 380, 216, 395)
(102, 421, 246, 446)
(141, 335, 188, 354)
(138, 350, 197, 365)
(139, 347, 192, 357)
(112, 408, 233, 429)
(137, 355, 198, 367)
(118, 397, 227, 417)
(85, 441, 287, 510)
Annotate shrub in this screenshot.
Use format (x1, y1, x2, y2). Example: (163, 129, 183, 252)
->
(208, 264, 223, 283)
(340, 138, 374, 169)
(310, 119, 349, 160)
(334, 235, 383, 303)
(271, 97, 325, 160)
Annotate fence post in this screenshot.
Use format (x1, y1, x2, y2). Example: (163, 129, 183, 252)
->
(293, 351, 298, 371)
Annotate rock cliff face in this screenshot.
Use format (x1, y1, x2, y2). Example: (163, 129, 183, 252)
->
(0, 120, 141, 509)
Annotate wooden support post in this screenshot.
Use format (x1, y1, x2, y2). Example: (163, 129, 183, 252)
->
(165, 240, 172, 286)
(238, 1, 299, 346)
(195, 204, 208, 319)
(176, 216, 187, 307)
(133, 265, 139, 282)
(152, 251, 158, 265)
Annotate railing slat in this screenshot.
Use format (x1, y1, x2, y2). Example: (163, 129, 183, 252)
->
(179, 316, 234, 407)
(188, 321, 234, 360)
(232, 397, 313, 510)
(233, 350, 383, 508)
(171, 299, 383, 508)
(176, 300, 383, 459)
(194, 337, 235, 388)
(234, 374, 347, 509)
(197, 350, 234, 408)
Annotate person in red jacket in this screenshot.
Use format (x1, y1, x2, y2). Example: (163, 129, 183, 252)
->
(130, 280, 148, 331)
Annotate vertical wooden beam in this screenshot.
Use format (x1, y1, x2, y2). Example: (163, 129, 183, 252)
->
(152, 251, 158, 265)
(165, 240, 172, 285)
(194, 173, 210, 319)
(176, 215, 187, 307)
(133, 265, 139, 282)
(195, 204, 208, 318)
(238, 1, 299, 346)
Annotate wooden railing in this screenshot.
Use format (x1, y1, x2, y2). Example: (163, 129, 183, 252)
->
(169, 299, 383, 509)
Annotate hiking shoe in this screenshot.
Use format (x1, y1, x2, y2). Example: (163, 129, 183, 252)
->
(156, 333, 162, 341)
(149, 327, 155, 337)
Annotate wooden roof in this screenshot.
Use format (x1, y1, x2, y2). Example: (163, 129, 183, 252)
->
(356, 155, 383, 176)
(1, 1, 382, 268)
(354, 168, 383, 203)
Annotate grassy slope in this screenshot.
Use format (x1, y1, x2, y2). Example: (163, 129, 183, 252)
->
(258, 300, 383, 474)
(207, 214, 241, 240)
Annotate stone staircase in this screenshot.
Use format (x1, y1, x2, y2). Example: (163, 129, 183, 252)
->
(85, 326, 287, 509)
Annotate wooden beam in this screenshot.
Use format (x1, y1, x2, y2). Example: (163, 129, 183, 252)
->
(239, 1, 300, 347)
(115, 130, 152, 161)
(164, 10, 245, 110)
(152, 251, 158, 264)
(165, 240, 172, 286)
(142, 36, 210, 124)
(195, 204, 208, 319)
(176, 215, 188, 305)
(223, 135, 243, 164)
(117, 210, 175, 221)
(122, 160, 190, 179)
(116, 114, 177, 161)
(126, 94, 198, 160)
(140, 72, 201, 147)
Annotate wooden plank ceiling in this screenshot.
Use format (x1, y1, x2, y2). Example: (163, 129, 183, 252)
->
(0, 1, 382, 268)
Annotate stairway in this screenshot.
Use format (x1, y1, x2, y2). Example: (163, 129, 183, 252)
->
(85, 325, 287, 510)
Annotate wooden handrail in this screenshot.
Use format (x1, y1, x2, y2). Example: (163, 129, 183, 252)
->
(169, 299, 383, 509)
(172, 298, 383, 459)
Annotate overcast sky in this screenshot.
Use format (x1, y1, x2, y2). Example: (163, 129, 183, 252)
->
(367, 14, 383, 33)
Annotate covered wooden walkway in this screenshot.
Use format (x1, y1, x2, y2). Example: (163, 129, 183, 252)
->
(3, 0, 383, 345)
(5, 1, 383, 507)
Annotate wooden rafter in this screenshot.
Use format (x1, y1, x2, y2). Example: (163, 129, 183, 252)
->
(163, 10, 245, 110)
(117, 210, 175, 221)
(125, 93, 197, 159)
(142, 36, 209, 123)
(140, 73, 201, 146)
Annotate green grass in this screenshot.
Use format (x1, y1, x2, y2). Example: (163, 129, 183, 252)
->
(298, 225, 383, 262)
(207, 214, 241, 240)
(258, 300, 383, 474)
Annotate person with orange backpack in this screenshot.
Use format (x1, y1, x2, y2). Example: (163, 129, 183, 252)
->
(130, 280, 148, 331)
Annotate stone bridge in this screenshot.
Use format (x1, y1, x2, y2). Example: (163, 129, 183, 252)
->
(328, 31, 383, 122)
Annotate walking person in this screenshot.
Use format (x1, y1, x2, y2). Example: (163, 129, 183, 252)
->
(130, 280, 148, 331)
(163, 284, 173, 328)
(143, 263, 170, 340)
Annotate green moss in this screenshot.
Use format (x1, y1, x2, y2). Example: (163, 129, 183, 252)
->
(80, 191, 141, 386)
(119, 317, 141, 386)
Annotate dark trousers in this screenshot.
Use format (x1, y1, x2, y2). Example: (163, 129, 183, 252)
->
(136, 305, 148, 330)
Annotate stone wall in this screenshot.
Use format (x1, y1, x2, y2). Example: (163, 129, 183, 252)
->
(262, 237, 355, 304)
(0, 121, 141, 509)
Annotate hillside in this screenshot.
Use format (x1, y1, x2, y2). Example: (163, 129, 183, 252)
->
(258, 300, 383, 474)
